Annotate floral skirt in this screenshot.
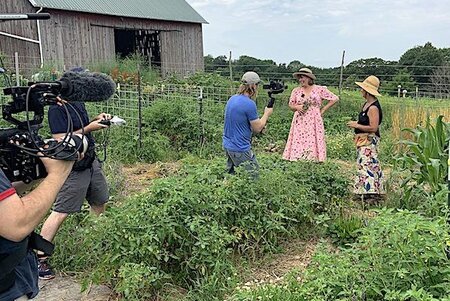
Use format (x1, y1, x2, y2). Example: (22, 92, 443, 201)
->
(354, 136, 385, 195)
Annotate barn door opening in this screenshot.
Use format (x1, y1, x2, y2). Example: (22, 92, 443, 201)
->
(114, 29, 161, 68)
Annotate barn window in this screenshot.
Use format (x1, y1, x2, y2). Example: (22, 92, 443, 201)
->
(114, 29, 161, 68)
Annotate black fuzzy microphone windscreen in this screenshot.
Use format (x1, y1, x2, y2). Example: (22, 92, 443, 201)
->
(58, 71, 116, 102)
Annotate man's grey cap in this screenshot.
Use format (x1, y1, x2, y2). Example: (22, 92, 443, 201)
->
(241, 71, 261, 85)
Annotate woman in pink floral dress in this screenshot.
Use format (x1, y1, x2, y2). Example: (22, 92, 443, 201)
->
(282, 68, 339, 162)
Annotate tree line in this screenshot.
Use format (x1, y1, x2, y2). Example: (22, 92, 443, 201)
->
(204, 42, 450, 96)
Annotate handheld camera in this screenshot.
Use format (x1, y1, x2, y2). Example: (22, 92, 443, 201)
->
(263, 80, 288, 108)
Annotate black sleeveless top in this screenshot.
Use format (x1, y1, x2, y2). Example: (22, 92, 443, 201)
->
(355, 100, 383, 137)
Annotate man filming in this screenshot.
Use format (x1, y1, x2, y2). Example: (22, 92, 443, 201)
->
(223, 71, 274, 177)
(38, 67, 111, 280)
(0, 157, 74, 300)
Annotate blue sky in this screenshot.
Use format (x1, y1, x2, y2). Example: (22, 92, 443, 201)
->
(186, 0, 450, 68)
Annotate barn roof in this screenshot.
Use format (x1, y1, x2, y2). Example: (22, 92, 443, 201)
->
(28, 0, 208, 24)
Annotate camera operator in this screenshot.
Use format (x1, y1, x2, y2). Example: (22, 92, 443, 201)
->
(37, 67, 111, 280)
(0, 156, 74, 300)
(223, 71, 273, 177)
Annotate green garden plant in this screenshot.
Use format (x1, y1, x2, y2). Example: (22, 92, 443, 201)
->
(50, 155, 349, 300)
(395, 115, 449, 215)
(230, 209, 450, 301)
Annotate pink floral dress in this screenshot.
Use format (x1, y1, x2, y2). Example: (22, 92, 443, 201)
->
(282, 85, 338, 162)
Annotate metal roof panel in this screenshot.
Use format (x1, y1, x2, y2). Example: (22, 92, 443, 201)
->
(28, 0, 207, 23)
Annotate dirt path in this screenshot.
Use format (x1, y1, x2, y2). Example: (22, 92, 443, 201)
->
(35, 277, 114, 301)
(241, 237, 320, 288)
(120, 162, 181, 196)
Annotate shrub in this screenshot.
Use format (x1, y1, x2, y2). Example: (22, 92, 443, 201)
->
(97, 127, 175, 164)
(142, 95, 224, 156)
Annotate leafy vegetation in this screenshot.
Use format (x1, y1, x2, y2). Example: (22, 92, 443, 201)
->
(230, 210, 450, 301)
(2, 52, 449, 301)
(393, 116, 450, 216)
(52, 156, 349, 300)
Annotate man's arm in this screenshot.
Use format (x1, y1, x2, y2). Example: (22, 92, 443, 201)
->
(0, 158, 73, 242)
(250, 107, 273, 133)
(52, 113, 110, 140)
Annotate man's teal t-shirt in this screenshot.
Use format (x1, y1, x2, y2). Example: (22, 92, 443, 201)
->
(223, 94, 259, 152)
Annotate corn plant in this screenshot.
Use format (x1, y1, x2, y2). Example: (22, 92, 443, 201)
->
(396, 115, 449, 210)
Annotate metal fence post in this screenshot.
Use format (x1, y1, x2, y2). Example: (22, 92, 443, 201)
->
(137, 61, 143, 149)
(14, 52, 20, 86)
(198, 87, 205, 147)
(338, 50, 345, 96)
(229, 51, 233, 81)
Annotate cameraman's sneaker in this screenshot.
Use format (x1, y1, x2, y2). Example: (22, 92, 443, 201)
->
(38, 257, 55, 280)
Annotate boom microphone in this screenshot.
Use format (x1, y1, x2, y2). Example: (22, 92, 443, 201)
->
(58, 71, 116, 102)
(35, 71, 116, 102)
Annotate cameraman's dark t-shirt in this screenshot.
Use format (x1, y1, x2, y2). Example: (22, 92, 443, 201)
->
(48, 101, 95, 146)
(0, 170, 15, 201)
(48, 102, 96, 170)
(0, 170, 39, 301)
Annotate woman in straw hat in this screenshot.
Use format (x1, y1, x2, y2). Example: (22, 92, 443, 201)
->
(347, 75, 385, 202)
(282, 68, 339, 162)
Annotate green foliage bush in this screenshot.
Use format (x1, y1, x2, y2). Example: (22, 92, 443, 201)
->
(324, 200, 366, 246)
(97, 127, 175, 164)
(51, 155, 349, 300)
(88, 54, 160, 84)
(142, 95, 224, 157)
(231, 209, 450, 301)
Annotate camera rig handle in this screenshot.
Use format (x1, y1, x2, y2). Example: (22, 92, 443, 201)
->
(266, 91, 276, 108)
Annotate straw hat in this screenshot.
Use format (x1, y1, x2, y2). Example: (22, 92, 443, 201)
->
(293, 67, 316, 80)
(355, 76, 381, 96)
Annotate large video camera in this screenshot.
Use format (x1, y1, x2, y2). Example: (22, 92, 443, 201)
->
(0, 63, 116, 183)
(0, 78, 88, 183)
(263, 80, 288, 108)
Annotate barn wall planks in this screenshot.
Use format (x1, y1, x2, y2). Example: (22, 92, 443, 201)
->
(0, 1, 41, 70)
(1, 2, 204, 76)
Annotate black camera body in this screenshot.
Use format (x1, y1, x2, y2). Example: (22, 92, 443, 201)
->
(263, 80, 287, 95)
(262, 80, 288, 108)
(0, 84, 85, 183)
(0, 128, 47, 183)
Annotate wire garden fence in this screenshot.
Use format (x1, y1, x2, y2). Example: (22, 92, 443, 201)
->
(1, 51, 449, 154)
(1, 82, 449, 151)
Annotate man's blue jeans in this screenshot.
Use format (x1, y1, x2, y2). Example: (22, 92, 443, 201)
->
(225, 149, 259, 177)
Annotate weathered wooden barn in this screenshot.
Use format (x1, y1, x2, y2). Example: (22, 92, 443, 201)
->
(0, 0, 207, 75)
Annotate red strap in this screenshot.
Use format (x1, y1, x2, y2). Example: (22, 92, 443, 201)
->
(0, 188, 16, 202)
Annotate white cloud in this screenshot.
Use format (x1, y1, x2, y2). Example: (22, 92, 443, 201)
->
(187, 0, 450, 67)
